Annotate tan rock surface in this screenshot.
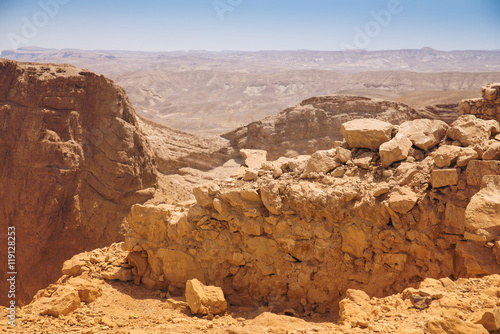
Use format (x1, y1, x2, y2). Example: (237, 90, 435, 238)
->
(185, 279, 227, 316)
(340, 118, 393, 149)
(379, 133, 413, 167)
(398, 119, 448, 150)
(447, 114, 499, 146)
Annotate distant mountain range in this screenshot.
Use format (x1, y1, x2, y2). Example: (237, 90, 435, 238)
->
(3, 47, 500, 73)
(3, 47, 500, 134)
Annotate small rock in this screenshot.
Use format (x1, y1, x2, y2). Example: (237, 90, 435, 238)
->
(475, 307, 500, 331)
(427, 318, 488, 334)
(337, 147, 352, 163)
(303, 149, 340, 174)
(100, 316, 116, 328)
(431, 168, 459, 188)
(243, 169, 258, 181)
(101, 267, 133, 282)
(456, 147, 478, 167)
(40, 286, 81, 317)
(483, 140, 500, 160)
(388, 187, 418, 214)
(61, 256, 86, 277)
(185, 279, 227, 315)
(240, 149, 267, 169)
(353, 152, 375, 170)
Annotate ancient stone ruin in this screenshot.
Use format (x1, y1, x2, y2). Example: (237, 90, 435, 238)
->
(123, 83, 500, 315)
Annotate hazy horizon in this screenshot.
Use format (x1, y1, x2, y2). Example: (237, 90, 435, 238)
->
(1, 0, 499, 53)
(4, 46, 500, 53)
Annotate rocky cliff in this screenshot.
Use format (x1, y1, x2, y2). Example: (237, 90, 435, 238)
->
(123, 84, 500, 315)
(0, 59, 157, 306)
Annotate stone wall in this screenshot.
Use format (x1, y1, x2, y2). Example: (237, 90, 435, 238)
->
(124, 86, 500, 314)
(459, 83, 500, 122)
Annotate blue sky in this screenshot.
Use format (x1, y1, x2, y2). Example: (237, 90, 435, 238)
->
(0, 0, 499, 52)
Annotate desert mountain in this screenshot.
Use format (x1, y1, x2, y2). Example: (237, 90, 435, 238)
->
(3, 47, 500, 133)
(0, 59, 157, 306)
(3, 47, 500, 73)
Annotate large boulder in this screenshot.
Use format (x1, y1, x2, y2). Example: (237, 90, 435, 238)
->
(379, 133, 413, 167)
(340, 119, 393, 150)
(432, 145, 462, 168)
(465, 176, 500, 237)
(466, 160, 500, 186)
(398, 119, 448, 150)
(0, 60, 157, 305)
(447, 114, 499, 146)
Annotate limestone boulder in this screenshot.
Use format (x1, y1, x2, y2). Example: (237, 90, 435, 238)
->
(39, 286, 81, 317)
(185, 279, 227, 315)
(339, 289, 371, 326)
(483, 140, 500, 160)
(379, 134, 413, 167)
(61, 254, 87, 277)
(388, 188, 418, 214)
(336, 147, 352, 164)
(240, 149, 267, 169)
(260, 181, 282, 215)
(466, 160, 500, 186)
(398, 119, 448, 150)
(465, 176, 500, 235)
(432, 145, 462, 168)
(303, 149, 340, 175)
(475, 308, 500, 332)
(341, 225, 368, 258)
(431, 168, 459, 188)
(456, 147, 479, 167)
(101, 267, 133, 282)
(427, 318, 488, 334)
(483, 83, 500, 101)
(340, 119, 393, 149)
(447, 114, 499, 146)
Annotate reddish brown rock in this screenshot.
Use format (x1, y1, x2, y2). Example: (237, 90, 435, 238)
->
(0, 60, 157, 306)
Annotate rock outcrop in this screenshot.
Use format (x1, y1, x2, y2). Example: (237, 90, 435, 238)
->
(123, 84, 500, 315)
(0, 59, 157, 306)
(223, 95, 446, 160)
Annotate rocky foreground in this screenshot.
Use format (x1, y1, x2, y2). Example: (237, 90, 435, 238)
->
(1, 245, 500, 333)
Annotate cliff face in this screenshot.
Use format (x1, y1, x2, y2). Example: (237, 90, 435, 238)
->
(0, 59, 157, 305)
(123, 84, 500, 314)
